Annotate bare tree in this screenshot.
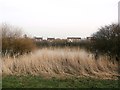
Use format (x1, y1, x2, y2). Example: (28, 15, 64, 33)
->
(1, 23, 36, 56)
(1, 23, 22, 38)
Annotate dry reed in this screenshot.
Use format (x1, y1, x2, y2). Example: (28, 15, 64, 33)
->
(2, 48, 119, 79)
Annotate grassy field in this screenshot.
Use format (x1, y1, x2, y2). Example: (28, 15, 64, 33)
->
(2, 75, 120, 88)
(2, 48, 119, 79)
(2, 48, 120, 88)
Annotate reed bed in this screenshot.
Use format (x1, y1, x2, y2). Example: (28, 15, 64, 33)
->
(2, 48, 119, 79)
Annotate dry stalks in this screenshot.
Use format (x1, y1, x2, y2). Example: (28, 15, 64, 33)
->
(2, 48, 119, 79)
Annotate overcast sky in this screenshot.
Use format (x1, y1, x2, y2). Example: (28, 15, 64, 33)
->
(0, 0, 120, 39)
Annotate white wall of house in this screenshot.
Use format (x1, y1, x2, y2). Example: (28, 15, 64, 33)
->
(67, 39, 81, 42)
(35, 38, 43, 42)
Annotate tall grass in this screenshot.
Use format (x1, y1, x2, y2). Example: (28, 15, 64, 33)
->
(2, 48, 119, 79)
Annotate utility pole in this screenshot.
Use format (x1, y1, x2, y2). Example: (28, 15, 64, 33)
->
(118, 1, 120, 25)
(117, 2, 120, 88)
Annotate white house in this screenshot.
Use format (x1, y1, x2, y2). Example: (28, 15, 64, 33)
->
(47, 38, 55, 42)
(34, 37, 43, 42)
(67, 37, 81, 42)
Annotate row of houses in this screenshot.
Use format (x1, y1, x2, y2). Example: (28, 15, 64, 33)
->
(34, 37, 95, 42)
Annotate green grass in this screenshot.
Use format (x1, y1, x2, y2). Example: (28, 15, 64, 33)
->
(2, 75, 120, 88)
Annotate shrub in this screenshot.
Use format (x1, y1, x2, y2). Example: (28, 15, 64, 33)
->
(11, 38, 36, 55)
(1, 23, 36, 56)
(92, 24, 120, 60)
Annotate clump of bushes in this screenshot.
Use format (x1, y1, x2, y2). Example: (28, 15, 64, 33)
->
(1, 23, 36, 56)
(35, 39, 91, 49)
(11, 38, 36, 55)
(91, 23, 120, 61)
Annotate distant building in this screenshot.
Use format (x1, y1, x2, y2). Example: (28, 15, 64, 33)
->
(56, 38, 61, 40)
(34, 37, 43, 42)
(86, 37, 95, 41)
(67, 37, 81, 42)
(47, 38, 55, 42)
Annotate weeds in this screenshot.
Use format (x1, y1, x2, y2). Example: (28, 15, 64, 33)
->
(2, 48, 119, 80)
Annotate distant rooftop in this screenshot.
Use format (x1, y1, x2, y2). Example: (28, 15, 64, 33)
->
(67, 37, 81, 39)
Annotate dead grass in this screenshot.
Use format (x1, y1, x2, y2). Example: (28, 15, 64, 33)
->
(2, 48, 119, 80)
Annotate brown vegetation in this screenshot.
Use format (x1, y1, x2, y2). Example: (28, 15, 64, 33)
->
(1, 23, 120, 80)
(2, 48, 119, 80)
(1, 23, 36, 55)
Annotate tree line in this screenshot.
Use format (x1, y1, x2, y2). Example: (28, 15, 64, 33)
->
(1, 23, 120, 61)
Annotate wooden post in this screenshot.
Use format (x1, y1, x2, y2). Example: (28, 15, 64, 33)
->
(118, 2, 120, 88)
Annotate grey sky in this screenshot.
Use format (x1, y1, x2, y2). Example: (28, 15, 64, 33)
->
(0, 0, 119, 39)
